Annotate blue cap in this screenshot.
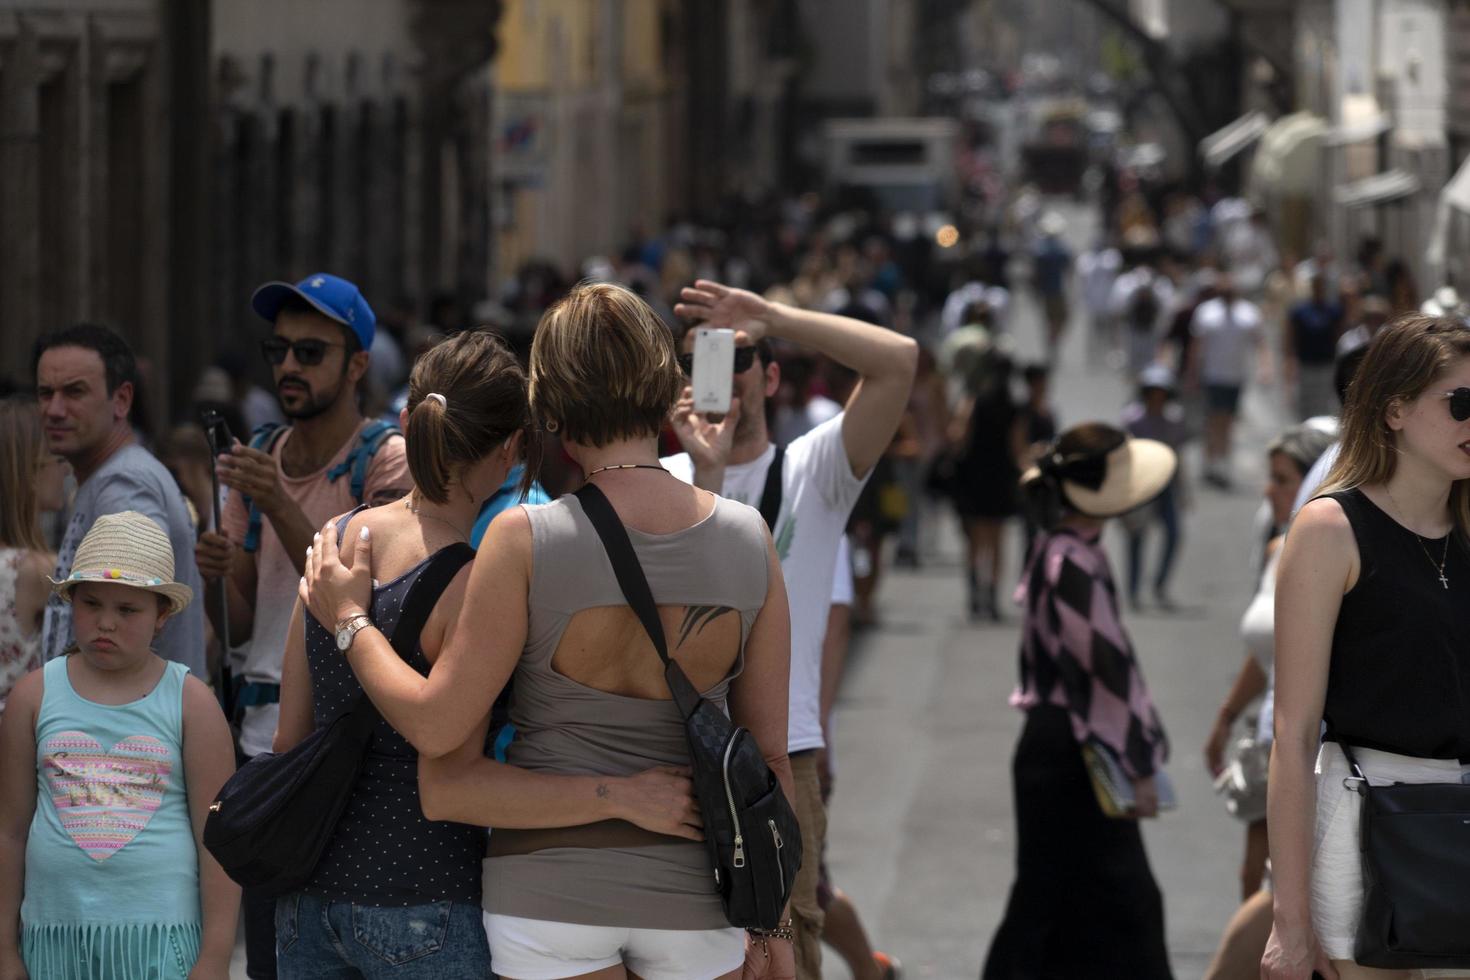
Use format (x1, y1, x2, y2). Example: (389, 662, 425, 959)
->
(251, 273, 375, 350)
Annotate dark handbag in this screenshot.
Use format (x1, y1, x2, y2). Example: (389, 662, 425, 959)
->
(202, 542, 475, 896)
(1342, 741, 1470, 967)
(575, 483, 802, 930)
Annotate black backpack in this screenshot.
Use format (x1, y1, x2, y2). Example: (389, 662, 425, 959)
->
(202, 542, 474, 896)
(575, 483, 801, 930)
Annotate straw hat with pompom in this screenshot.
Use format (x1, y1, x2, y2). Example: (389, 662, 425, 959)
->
(50, 511, 193, 614)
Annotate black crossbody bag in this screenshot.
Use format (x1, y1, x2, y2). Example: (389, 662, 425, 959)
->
(575, 483, 801, 930)
(1341, 741, 1470, 967)
(203, 543, 475, 896)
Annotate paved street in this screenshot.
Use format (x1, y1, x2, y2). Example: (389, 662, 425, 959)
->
(819, 201, 1292, 979)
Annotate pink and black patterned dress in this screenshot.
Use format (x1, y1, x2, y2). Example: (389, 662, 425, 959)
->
(984, 527, 1174, 980)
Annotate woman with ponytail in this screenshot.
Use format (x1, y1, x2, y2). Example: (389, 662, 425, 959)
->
(272, 330, 700, 978)
(984, 422, 1178, 980)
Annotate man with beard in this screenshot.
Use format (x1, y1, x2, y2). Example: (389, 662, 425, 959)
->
(665, 280, 917, 980)
(193, 272, 409, 980)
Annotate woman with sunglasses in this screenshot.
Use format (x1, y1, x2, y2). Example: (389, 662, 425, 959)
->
(1263, 315, 1470, 980)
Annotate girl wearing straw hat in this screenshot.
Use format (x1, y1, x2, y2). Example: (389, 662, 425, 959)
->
(0, 511, 238, 980)
(984, 423, 1177, 980)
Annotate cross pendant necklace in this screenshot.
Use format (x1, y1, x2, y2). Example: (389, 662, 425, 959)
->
(1384, 485, 1451, 588)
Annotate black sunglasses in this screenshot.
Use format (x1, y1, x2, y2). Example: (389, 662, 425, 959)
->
(678, 346, 759, 377)
(1442, 387, 1470, 422)
(260, 337, 345, 367)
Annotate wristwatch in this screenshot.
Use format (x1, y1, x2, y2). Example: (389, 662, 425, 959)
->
(335, 614, 373, 652)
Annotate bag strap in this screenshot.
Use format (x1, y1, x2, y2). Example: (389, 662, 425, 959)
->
(757, 445, 785, 532)
(345, 536, 476, 728)
(573, 483, 704, 719)
(1337, 740, 1368, 782)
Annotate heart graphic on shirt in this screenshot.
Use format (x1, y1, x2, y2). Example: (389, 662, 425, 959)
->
(40, 731, 173, 861)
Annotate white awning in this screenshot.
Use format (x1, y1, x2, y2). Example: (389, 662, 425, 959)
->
(1425, 154, 1470, 275)
(1199, 111, 1270, 169)
(1248, 113, 1328, 200)
(1334, 169, 1420, 207)
(1324, 113, 1391, 147)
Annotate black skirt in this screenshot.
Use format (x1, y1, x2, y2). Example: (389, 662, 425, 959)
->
(982, 706, 1173, 980)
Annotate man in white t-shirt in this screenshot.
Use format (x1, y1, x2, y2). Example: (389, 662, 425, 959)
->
(1188, 272, 1263, 488)
(665, 280, 917, 980)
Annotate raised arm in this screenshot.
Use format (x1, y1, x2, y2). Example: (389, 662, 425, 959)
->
(676, 280, 918, 478)
(1261, 498, 1355, 980)
(301, 508, 531, 758)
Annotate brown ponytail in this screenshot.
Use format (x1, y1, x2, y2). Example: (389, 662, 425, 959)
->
(404, 330, 539, 504)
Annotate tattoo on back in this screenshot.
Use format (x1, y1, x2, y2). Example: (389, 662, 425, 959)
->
(678, 606, 734, 648)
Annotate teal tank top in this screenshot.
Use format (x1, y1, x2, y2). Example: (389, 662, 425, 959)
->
(22, 656, 202, 979)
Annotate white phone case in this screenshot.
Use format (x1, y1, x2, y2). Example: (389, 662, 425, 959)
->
(691, 327, 736, 413)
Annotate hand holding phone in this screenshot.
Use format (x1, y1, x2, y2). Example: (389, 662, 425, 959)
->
(690, 327, 736, 414)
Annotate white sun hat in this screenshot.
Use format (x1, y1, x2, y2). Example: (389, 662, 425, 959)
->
(50, 511, 193, 615)
(1022, 427, 1177, 518)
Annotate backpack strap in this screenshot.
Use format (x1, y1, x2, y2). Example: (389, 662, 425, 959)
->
(326, 420, 400, 505)
(757, 445, 785, 532)
(573, 484, 704, 719)
(242, 423, 288, 554)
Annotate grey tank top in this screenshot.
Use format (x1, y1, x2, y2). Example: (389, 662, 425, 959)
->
(483, 492, 770, 929)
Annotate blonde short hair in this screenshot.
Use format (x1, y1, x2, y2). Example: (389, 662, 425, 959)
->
(529, 281, 683, 447)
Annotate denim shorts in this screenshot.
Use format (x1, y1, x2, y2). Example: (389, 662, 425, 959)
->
(276, 892, 492, 979)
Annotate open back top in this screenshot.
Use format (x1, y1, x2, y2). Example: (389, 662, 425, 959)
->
(483, 491, 770, 929)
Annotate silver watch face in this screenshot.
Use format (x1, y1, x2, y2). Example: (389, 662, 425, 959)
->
(336, 627, 352, 652)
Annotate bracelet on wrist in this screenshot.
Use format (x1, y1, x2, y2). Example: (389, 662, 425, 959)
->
(747, 919, 795, 942)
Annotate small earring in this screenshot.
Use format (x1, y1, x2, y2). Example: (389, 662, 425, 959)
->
(545, 419, 559, 433)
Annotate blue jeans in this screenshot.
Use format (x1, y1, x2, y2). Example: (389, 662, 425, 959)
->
(276, 893, 492, 979)
(1126, 480, 1181, 600)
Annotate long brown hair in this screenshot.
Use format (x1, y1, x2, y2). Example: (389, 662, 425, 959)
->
(404, 330, 539, 504)
(0, 397, 48, 551)
(1319, 313, 1470, 539)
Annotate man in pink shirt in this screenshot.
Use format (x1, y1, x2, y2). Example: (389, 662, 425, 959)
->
(194, 273, 411, 979)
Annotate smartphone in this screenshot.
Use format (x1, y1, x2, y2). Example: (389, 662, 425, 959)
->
(690, 327, 736, 414)
(200, 409, 234, 456)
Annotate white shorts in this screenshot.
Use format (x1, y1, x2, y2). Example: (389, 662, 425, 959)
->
(1311, 741, 1470, 976)
(483, 912, 744, 980)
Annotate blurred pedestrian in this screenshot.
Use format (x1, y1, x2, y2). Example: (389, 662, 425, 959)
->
(198, 272, 412, 980)
(303, 281, 797, 979)
(1121, 365, 1188, 610)
(1263, 314, 1470, 978)
(1016, 364, 1057, 560)
(948, 352, 1024, 620)
(1032, 211, 1073, 364)
(985, 422, 1176, 980)
(0, 512, 237, 980)
(1284, 275, 1346, 420)
(1077, 236, 1122, 363)
(0, 400, 67, 716)
(1189, 272, 1264, 489)
(32, 324, 208, 678)
(1201, 423, 1335, 980)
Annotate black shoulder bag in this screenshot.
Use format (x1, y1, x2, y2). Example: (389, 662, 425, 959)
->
(1341, 741, 1470, 967)
(203, 543, 475, 896)
(575, 484, 801, 930)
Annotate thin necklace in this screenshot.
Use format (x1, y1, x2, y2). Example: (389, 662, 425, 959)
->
(404, 496, 470, 542)
(1383, 485, 1452, 589)
(586, 463, 668, 477)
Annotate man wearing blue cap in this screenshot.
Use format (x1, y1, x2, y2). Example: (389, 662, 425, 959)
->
(194, 273, 411, 979)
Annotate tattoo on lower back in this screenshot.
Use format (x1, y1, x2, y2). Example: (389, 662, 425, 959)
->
(678, 606, 734, 648)
(596, 783, 610, 799)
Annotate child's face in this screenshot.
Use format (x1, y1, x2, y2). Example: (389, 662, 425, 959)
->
(70, 582, 169, 668)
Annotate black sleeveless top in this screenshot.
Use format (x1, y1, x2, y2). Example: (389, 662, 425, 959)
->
(301, 513, 485, 906)
(1323, 488, 1470, 760)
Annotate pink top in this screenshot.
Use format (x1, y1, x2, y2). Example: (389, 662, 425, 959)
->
(1010, 529, 1169, 778)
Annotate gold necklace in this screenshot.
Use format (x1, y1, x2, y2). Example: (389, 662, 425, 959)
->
(404, 496, 470, 542)
(1383, 485, 1452, 589)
